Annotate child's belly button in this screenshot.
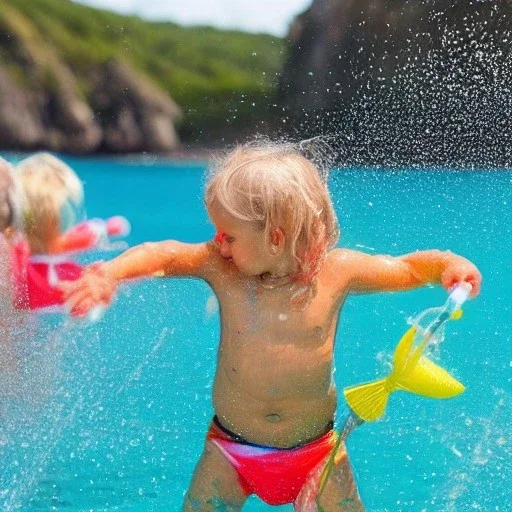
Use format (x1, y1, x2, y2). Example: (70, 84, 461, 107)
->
(265, 413, 281, 423)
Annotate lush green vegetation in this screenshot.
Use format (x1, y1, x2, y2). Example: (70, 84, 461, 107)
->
(1, 0, 287, 142)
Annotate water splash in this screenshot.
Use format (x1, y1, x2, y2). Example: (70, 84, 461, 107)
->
(279, 0, 512, 169)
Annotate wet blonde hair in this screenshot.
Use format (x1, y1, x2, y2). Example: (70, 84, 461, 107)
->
(0, 158, 22, 234)
(205, 141, 340, 283)
(16, 153, 84, 254)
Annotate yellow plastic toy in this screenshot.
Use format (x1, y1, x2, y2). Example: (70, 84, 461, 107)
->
(317, 283, 472, 497)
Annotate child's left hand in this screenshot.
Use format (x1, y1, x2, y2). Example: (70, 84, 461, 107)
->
(440, 258, 482, 297)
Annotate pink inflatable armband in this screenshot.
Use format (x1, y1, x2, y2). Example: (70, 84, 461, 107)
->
(57, 215, 131, 254)
(105, 215, 131, 238)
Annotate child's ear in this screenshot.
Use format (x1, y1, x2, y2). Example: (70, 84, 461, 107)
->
(269, 227, 285, 254)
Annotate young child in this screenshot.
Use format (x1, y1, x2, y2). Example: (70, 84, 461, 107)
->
(61, 142, 481, 511)
(11, 153, 86, 311)
(14, 153, 130, 311)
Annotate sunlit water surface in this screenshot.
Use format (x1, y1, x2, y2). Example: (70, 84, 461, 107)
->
(0, 156, 510, 511)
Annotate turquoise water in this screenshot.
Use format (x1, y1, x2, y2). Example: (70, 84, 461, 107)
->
(1, 156, 511, 511)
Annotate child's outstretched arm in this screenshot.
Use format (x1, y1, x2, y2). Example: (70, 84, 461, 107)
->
(336, 248, 481, 296)
(60, 240, 214, 317)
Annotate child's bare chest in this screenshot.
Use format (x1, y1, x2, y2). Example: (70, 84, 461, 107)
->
(215, 280, 342, 394)
(219, 280, 339, 342)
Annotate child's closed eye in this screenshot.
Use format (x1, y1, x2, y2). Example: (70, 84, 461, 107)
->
(214, 232, 235, 244)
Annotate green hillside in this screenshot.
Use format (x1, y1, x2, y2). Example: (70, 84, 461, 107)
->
(0, 0, 286, 143)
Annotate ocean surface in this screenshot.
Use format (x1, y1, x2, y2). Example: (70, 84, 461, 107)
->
(0, 155, 510, 511)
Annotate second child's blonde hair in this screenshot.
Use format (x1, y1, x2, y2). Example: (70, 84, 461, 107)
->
(205, 142, 340, 283)
(16, 153, 84, 254)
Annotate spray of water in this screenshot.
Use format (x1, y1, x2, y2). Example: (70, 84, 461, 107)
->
(278, 0, 512, 169)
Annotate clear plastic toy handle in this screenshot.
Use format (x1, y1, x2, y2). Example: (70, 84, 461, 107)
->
(410, 281, 472, 344)
(447, 282, 472, 312)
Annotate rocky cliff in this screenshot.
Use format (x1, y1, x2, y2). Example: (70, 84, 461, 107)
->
(280, 0, 512, 168)
(0, 4, 181, 154)
(0, 0, 283, 154)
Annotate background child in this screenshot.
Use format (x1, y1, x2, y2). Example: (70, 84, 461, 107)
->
(16, 152, 85, 255)
(61, 142, 481, 511)
(15, 153, 131, 311)
(11, 153, 86, 311)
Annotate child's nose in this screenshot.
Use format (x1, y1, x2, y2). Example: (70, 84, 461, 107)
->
(219, 242, 231, 259)
(214, 233, 231, 259)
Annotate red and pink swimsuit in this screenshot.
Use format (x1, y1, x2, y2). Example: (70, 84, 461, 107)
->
(11, 239, 82, 311)
(207, 416, 336, 506)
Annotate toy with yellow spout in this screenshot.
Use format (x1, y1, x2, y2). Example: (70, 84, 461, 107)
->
(296, 283, 472, 509)
(344, 282, 470, 422)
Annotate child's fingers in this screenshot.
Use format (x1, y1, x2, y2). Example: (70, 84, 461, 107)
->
(65, 287, 95, 314)
(59, 278, 95, 301)
(72, 299, 110, 319)
(64, 281, 114, 317)
(441, 273, 458, 291)
(60, 282, 88, 305)
(69, 297, 92, 317)
(466, 274, 482, 297)
(442, 276, 481, 298)
(457, 270, 482, 298)
(441, 262, 482, 298)
(70, 297, 108, 318)
(59, 262, 116, 317)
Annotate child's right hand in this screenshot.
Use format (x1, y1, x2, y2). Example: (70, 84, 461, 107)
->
(60, 262, 117, 317)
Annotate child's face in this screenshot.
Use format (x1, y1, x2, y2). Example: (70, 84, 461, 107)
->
(208, 201, 278, 277)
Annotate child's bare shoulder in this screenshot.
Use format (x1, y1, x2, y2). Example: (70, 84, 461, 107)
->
(327, 248, 369, 268)
(324, 248, 381, 286)
(319, 248, 365, 291)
